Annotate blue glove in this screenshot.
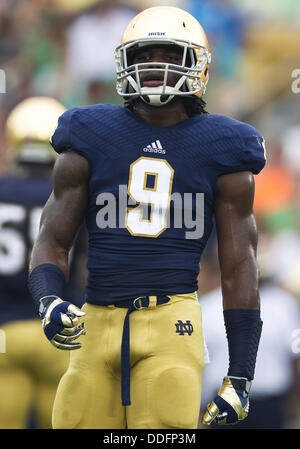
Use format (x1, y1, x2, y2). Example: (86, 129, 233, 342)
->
(202, 376, 251, 425)
(39, 295, 85, 350)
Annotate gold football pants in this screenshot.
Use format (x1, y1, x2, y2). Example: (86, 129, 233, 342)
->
(0, 319, 70, 429)
(52, 292, 204, 429)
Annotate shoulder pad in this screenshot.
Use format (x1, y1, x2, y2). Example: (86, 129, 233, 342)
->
(50, 107, 78, 155)
(50, 104, 117, 161)
(207, 115, 266, 176)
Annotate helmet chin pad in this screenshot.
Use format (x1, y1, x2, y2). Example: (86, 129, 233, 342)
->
(141, 86, 176, 107)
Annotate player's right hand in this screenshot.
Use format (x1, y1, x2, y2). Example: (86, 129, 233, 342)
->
(39, 296, 85, 350)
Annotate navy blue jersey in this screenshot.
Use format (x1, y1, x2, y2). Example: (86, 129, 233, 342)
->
(0, 174, 86, 325)
(51, 104, 266, 304)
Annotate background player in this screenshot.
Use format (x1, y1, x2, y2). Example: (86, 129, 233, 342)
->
(28, 7, 266, 429)
(0, 96, 85, 429)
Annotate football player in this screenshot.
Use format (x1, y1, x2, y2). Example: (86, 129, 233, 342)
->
(0, 97, 85, 429)
(29, 7, 266, 429)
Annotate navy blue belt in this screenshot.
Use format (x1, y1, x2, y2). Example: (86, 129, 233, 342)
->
(114, 295, 171, 406)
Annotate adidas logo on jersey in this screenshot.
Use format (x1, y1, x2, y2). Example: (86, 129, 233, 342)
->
(143, 140, 166, 154)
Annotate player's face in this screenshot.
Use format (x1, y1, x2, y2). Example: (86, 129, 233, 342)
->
(131, 45, 186, 88)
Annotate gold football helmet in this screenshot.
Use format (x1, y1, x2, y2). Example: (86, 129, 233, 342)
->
(115, 6, 211, 107)
(6, 96, 66, 164)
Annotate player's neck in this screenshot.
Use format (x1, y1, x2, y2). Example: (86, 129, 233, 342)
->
(131, 99, 189, 127)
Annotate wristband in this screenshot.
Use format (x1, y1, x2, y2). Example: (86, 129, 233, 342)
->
(224, 309, 263, 380)
(28, 263, 66, 311)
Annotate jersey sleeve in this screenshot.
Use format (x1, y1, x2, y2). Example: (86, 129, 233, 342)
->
(50, 108, 73, 154)
(213, 121, 266, 177)
(50, 107, 90, 162)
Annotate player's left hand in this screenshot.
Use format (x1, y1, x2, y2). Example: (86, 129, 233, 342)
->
(202, 376, 251, 426)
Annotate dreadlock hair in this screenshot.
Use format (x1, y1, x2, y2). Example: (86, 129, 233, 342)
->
(124, 95, 208, 117)
(182, 96, 208, 117)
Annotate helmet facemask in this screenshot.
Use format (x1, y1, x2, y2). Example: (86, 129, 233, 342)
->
(115, 38, 210, 107)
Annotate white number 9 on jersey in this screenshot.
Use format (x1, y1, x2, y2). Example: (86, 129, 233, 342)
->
(126, 157, 174, 237)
